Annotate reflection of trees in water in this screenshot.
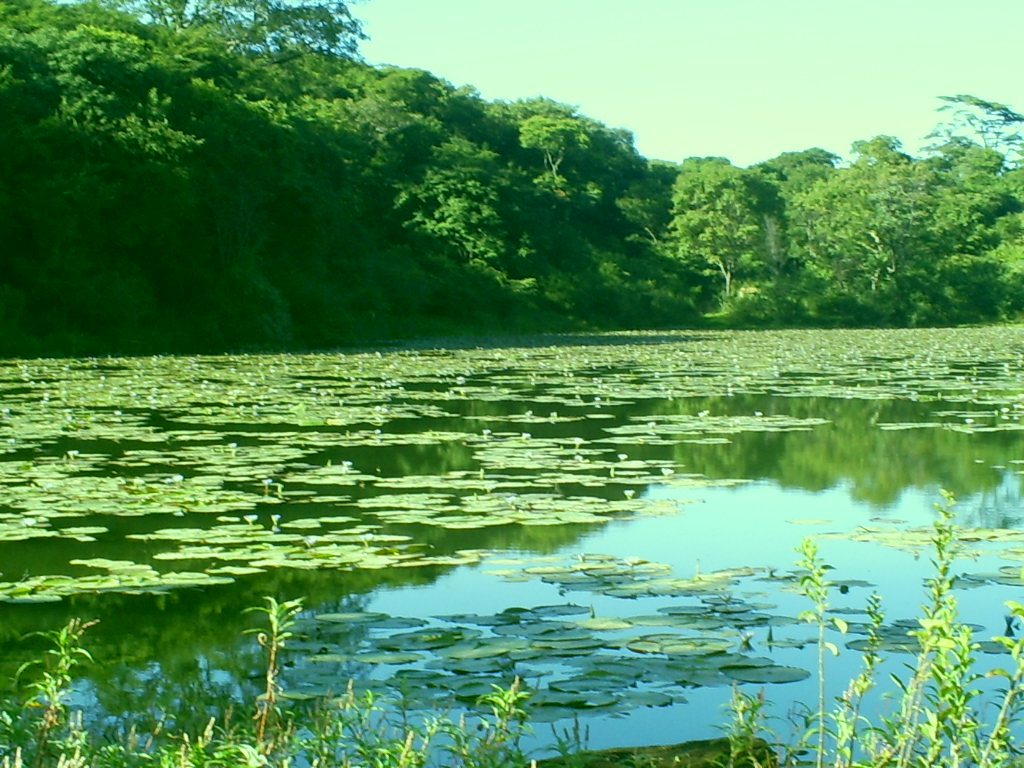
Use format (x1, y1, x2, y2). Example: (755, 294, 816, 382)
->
(77, 592, 375, 736)
(956, 471, 1024, 529)
(0, 576, 378, 724)
(86, 653, 257, 735)
(649, 395, 1024, 509)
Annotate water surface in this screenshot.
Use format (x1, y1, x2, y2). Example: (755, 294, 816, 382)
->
(3, 327, 1024, 752)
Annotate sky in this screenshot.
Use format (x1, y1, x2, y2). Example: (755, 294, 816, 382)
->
(354, 0, 1024, 167)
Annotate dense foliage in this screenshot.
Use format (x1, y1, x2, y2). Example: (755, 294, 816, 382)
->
(3, 0, 1024, 355)
(714, 128, 1024, 328)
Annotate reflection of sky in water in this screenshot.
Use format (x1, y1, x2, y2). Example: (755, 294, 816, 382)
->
(368, 478, 1024, 754)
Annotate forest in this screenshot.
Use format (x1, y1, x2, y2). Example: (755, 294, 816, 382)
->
(3, 0, 1024, 356)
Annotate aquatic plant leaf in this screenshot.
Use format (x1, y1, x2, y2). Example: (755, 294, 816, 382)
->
(721, 664, 811, 684)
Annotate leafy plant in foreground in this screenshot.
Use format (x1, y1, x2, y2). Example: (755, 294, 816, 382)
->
(12, 618, 97, 768)
(755, 491, 1024, 768)
(445, 678, 531, 768)
(724, 686, 775, 768)
(244, 595, 304, 753)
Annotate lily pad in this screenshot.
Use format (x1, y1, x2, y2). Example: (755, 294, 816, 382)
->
(721, 664, 811, 684)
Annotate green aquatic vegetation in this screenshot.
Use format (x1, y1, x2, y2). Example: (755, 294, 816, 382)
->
(720, 664, 811, 684)
(372, 471, 526, 491)
(0, 570, 238, 602)
(498, 553, 764, 601)
(0, 464, 264, 520)
(274, 553, 809, 724)
(465, 410, 587, 425)
(0, 521, 60, 544)
(605, 413, 832, 441)
(820, 524, 1024, 557)
(351, 486, 685, 530)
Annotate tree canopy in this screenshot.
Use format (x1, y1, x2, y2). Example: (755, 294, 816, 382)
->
(2, 0, 1023, 356)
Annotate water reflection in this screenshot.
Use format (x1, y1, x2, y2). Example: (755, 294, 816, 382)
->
(640, 395, 1024, 510)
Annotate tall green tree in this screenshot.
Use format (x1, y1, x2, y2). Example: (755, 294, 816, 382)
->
(670, 157, 774, 306)
(615, 160, 677, 246)
(396, 137, 509, 269)
(791, 137, 946, 323)
(515, 99, 591, 192)
(926, 94, 1024, 164)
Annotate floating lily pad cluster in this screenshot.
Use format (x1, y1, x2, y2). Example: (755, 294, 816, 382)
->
(488, 553, 765, 600)
(1, 461, 263, 521)
(270, 550, 998, 721)
(820, 525, 1024, 555)
(0, 328, 1023, 597)
(605, 413, 832, 446)
(281, 585, 814, 721)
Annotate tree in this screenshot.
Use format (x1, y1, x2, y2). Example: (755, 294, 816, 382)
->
(615, 160, 676, 245)
(395, 137, 509, 269)
(105, 0, 364, 57)
(926, 94, 1024, 164)
(791, 136, 944, 323)
(516, 101, 590, 189)
(670, 157, 771, 304)
(926, 141, 1017, 257)
(755, 147, 839, 197)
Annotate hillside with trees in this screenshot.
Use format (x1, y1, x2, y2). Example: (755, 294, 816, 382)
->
(3, 0, 1024, 356)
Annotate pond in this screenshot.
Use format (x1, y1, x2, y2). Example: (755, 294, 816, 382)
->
(3, 327, 1024, 755)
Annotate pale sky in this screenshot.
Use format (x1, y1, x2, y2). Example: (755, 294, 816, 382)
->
(355, 0, 1024, 167)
